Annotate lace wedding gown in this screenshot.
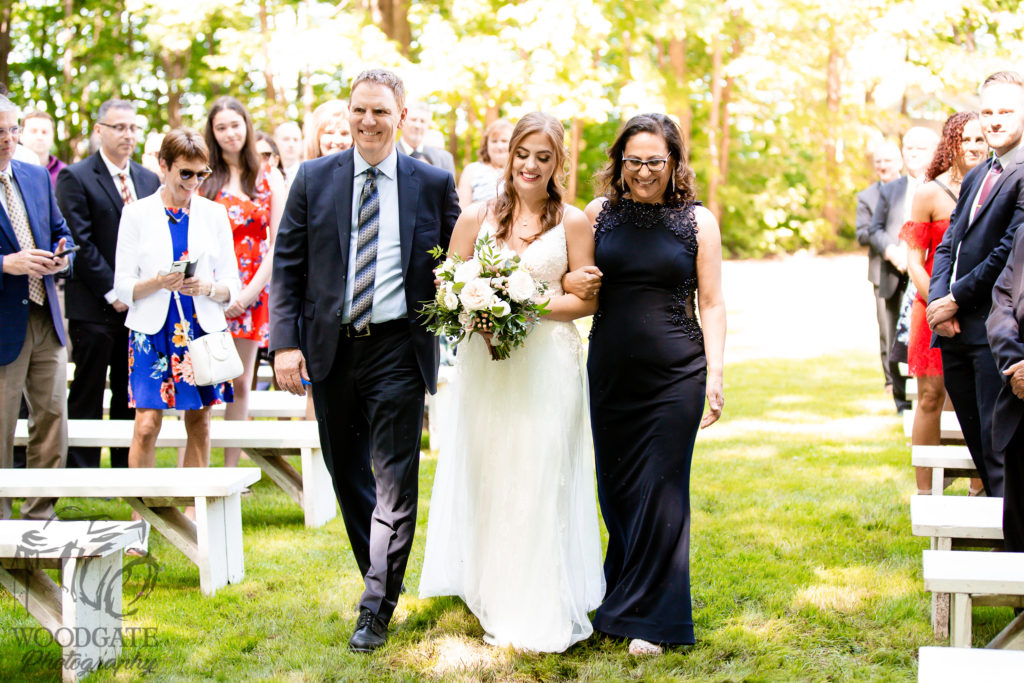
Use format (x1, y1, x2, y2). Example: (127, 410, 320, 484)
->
(419, 217, 605, 652)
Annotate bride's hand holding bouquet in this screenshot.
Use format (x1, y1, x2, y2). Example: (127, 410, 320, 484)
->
(422, 234, 549, 360)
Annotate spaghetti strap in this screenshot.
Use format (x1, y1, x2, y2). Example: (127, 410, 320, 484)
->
(932, 178, 958, 202)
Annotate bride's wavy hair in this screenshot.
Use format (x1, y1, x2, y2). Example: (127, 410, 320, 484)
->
(596, 113, 697, 207)
(491, 112, 566, 245)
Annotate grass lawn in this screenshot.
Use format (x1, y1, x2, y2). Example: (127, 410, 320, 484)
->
(1, 349, 1014, 681)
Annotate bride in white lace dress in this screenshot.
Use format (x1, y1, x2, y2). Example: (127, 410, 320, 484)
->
(419, 113, 605, 652)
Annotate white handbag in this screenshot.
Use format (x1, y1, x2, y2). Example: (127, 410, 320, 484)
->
(173, 291, 243, 386)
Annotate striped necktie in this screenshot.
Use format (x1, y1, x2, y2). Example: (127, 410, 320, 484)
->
(117, 172, 134, 205)
(350, 167, 379, 332)
(0, 173, 45, 305)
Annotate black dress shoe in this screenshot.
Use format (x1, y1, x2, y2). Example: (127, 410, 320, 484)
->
(348, 608, 388, 652)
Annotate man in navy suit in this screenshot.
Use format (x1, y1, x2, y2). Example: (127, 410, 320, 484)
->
(0, 95, 74, 520)
(929, 70, 1024, 497)
(56, 99, 160, 469)
(270, 69, 460, 651)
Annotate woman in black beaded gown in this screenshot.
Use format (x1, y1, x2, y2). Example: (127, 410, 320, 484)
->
(573, 114, 726, 655)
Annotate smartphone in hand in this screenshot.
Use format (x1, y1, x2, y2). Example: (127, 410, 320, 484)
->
(53, 244, 80, 259)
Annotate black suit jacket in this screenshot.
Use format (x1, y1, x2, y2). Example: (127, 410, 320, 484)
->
(269, 149, 460, 392)
(988, 226, 1024, 450)
(868, 176, 909, 299)
(399, 141, 456, 177)
(931, 151, 1024, 347)
(856, 181, 883, 286)
(55, 153, 160, 325)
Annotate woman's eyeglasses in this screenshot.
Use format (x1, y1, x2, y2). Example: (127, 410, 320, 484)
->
(622, 157, 670, 173)
(178, 168, 213, 181)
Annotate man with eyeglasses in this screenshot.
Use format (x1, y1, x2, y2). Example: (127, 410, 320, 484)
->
(0, 94, 75, 520)
(55, 98, 160, 469)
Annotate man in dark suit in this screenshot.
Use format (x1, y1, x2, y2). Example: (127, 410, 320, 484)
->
(987, 227, 1024, 552)
(856, 142, 902, 395)
(398, 101, 456, 177)
(56, 99, 160, 469)
(270, 69, 460, 652)
(0, 95, 75, 520)
(930, 70, 1024, 497)
(868, 127, 938, 412)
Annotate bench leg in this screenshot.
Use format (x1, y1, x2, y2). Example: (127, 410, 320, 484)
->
(987, 609, 1024, 649)
(931, 467, 944, 496)
(950, 592, 972, 648)
(61, 554, 123, 681)
(931, 537, 951, 640)
(301, 447, 337, 529)
(244, 449, 304, 505)
(125, 499, 199, 566)
(0, 563, 63, 633)
(194, 496, 239, 595)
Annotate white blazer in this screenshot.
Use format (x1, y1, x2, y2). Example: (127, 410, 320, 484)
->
(114, 192, 241, 335)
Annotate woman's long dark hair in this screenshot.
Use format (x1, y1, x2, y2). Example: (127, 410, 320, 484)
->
(925, 111, 979, 182)
(596, 113, 697, 207)
(201, 96, 261, 200)
(491, 112, 565, 245)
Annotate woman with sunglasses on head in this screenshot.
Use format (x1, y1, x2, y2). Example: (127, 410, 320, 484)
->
(202, 97, 285, 468)
(113, 129, 241, 552)
(577, 113, 725, 655)
(255, 131, 285, 177)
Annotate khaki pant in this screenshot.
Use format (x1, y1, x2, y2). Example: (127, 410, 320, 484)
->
(0, 305, 67, 519)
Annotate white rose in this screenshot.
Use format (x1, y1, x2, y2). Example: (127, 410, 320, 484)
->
(459, 278, 495, 311)
(443, 290, 459, 310)
(438, 259, 457, 276)
(507, 270, 536, 302)
(491, 299, 511, 318)
(454, 259, 482, 284)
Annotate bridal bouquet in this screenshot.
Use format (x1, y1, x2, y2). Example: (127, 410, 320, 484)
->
(422, 234, 550, 360)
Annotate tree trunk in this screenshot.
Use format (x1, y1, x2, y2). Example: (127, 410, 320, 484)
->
(706, 35, 723, 222)
(376, 0, 411, 56)
(464, 104, 477, 164)
(162, 53, 186, 129)
(259, 0, 283, 125)
(61, 0, 76, 159)
(822, 40, 842, 249)
(302, 0, 313, 122)
(567, 118, 582, 203)
(667, 37, 691, 149)
(447, 112, 458, 170)
(0, 0, 13, 90)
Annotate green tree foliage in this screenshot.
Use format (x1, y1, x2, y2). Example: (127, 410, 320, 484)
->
(5, 0, 1024, 255)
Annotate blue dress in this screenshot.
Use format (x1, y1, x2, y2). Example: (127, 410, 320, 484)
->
(587, 199, 706, 646)
(127, 208, 234, 410)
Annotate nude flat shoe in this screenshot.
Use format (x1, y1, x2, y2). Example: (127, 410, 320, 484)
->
(628, 638, 663, 655)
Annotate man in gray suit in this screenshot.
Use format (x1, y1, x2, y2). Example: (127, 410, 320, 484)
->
(397, 101, 456, 177)
(868, 126, 939, 412)
(857, 142, 903, 394)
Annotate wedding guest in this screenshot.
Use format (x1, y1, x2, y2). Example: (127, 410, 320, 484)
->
(580, 113, 725, 655)
(398, 101, 455, 176)
(929, 70, 1024, 497)
(255, 132, 285, 176)
(869, 127, 939, 413)
(201, 97, 285, 468)
(856, 142, 903, 396)
(304, 99, 352, 160)
(0, 94, 75, 520)
(273, 121, 303, 185)
(114, 129, 240, 550)
(420, 112, 603, 652)
(20, 110, 65, 186)
(456, 118, 512, 208)
(899, 112, 986, 495)
(141, 132, 165, 181)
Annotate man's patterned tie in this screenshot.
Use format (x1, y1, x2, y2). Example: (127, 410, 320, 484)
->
(0, 173, 45, 305)
(350, 167, 379, 332)
(117, 172, 135, 205)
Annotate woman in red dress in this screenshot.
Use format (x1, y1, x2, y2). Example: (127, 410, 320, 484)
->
(202, 97, 286, 468)
(900, 112, 987, 495)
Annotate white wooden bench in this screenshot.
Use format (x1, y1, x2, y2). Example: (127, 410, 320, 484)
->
(911, 495, 1004, 639)
(918, 646, 1024, 681)
(911, 446, 977, 495)
(0, 468, 259, 596)
(0, 520, 145, 681)
(907, 377, 917, 403)
(84, 388, 307, 419)
(922, 550, 1024, 648)
(13, 419, 335, 529)
(903, 410, 963, 442)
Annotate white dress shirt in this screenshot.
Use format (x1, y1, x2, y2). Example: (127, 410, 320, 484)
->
(343, 148, 405, 324)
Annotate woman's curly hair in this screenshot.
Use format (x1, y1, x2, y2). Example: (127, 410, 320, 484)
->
(925, 111, 979, 182)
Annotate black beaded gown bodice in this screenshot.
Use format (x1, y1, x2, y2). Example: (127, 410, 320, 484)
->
(586, 198, 707, 646)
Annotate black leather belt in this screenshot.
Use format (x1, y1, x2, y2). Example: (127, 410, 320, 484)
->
(340, 318, 408, 338)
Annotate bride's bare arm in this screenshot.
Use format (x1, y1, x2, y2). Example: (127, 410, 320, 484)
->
(543, 206, 599, 322)
(448, 202, 488, 260)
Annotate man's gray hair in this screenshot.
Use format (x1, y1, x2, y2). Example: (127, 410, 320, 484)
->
(0, 94, 20, 119)
(350, 69, 406, 110)
(96, 98, 136, 122)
